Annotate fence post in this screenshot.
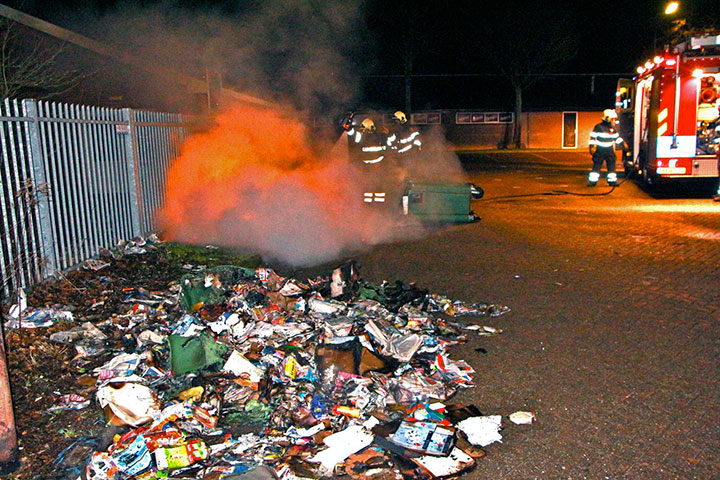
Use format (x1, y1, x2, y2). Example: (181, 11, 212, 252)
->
(0, 320, 18, 473)
(23, 99, 57, 278)
(122, 108, 142, 237)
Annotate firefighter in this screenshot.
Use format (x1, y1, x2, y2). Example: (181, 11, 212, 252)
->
(346, 117, 392, 206)
(588, 109, 625, 186)
(386, 111, 421, 158)
(347, 118, 386, 165)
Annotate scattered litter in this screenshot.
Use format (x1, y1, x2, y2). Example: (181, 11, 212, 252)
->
(310, 425, 375, 472)
(83, 259, 111, 271)
(96, 379, 160, 427)
(509, 411, 536, 425)
(390, 420, 454, 455)
(5, 305, 73, 329)
(413, 446, 476, 477)
(8, 288, 27, 319)
(48, 393, 91, 412)
(154, 439, 208, 471)
(3, 237, 525, 479)
(168, 331, 228, 375)
(456, 415, 503, 447)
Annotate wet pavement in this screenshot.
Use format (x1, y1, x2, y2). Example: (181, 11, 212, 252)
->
(355, 150, 720, 479)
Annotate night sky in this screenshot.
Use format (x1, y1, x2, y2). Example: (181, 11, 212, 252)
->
(3, 0, 719, 112)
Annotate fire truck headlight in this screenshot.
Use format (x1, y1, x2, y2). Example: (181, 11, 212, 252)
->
(692, 69, 704, 78)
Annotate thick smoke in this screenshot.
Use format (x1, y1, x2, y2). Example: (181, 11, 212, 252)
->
(64, 1, 471, 266)
(68, 0, 365, 115)
(160, 103, 421, 266)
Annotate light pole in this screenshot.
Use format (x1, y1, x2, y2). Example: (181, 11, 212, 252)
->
(655, 2, 682, 52)
(664, 1, 686, 48)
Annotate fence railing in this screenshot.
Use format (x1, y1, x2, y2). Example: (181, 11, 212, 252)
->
(0, 99, 189, 298)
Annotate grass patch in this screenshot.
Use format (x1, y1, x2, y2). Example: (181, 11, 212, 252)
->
(161, 242, 262, 269)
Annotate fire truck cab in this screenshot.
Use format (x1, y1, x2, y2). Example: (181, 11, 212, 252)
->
(616, 33, 720, 185)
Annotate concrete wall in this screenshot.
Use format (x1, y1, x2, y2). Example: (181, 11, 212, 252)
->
(325, 110, 605, 150)
(441, 110, 602, 149)
(522, 111, 601, 149)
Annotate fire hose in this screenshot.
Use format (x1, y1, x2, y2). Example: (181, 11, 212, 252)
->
(480, 177, 625, 202)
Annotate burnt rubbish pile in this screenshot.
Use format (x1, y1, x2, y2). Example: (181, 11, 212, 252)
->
(4, 238, 532, 480)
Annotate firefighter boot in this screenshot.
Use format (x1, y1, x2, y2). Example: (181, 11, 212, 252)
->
(607, 172, 618, 186)
(587, 171, 599, 187)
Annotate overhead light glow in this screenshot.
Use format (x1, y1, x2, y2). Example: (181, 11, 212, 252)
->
(665, 2, 679, 14)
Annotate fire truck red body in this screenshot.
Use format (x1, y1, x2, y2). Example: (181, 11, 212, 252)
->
(616, 33, 720, 185)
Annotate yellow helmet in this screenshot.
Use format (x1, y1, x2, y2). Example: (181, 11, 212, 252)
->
(361, 118, 375, 131)
(603, 109, 618, 121)
(393, 111, 407, 124)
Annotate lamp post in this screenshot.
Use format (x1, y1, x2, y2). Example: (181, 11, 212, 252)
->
(655, 1, 682, 52)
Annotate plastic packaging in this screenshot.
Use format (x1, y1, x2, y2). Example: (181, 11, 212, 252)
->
(153, 440, 208, 471)
(332, 405, 361, 418)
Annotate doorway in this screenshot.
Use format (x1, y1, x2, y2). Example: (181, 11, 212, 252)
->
(562, 112, 578, 148)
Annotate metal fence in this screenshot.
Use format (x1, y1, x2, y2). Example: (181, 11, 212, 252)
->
(0, 99, 189, 298)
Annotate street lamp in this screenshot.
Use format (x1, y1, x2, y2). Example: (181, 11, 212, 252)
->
(655, 1, 683, 51)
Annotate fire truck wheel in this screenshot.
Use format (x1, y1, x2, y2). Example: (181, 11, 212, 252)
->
(642, 163, 654, 186)
(638, 151, 654, 187)
(622, 150, 635, 179)
(623, 162, 634, 179)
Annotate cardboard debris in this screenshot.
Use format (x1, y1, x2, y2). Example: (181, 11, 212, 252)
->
(413, 446, 476, 477)
(390, 420, 455, 456)
(310, 425, 375, 472)
(96, 380, 160, 427)
(456, 416, 503, 447)
(5, 238, 523, 479)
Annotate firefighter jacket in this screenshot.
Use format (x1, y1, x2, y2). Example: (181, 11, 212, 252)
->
(386, 122, 421, 155)
(348, 127, 387, 164)
(589, 120, 623, 153)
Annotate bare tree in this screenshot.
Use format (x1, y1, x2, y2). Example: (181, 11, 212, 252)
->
(483, 4, 578, 148)
(365, 1, 447, 114)
(0, 17, 84, 99)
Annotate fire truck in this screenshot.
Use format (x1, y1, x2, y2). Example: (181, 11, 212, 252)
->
(615, 33, 720, 185)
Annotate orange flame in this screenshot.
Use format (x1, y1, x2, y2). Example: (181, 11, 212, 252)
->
(160, 102, 410, 266)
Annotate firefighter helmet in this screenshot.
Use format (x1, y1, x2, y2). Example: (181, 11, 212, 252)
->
(603, 109, 618, 121)
(393, 111, 407, 124)
(361, 118, 375, 131)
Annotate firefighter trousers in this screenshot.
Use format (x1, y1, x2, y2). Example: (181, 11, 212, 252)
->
(591, 150, 616, 175)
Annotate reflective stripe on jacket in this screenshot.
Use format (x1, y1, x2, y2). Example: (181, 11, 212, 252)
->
(589, 120, 623, 150)
(389, 124, 421, 155)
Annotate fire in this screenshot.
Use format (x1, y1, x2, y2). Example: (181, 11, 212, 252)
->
(160, 102, 410, 266)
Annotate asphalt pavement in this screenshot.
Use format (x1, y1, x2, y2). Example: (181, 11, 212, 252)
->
(355, 150, 720, 480)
